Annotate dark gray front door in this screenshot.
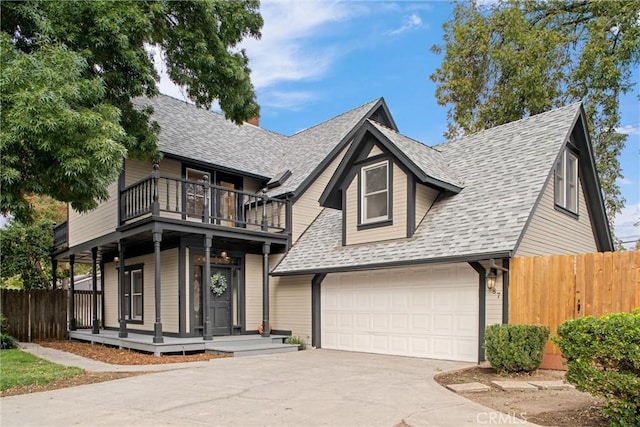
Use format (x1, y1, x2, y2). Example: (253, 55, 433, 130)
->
(210, 267, 232, 335)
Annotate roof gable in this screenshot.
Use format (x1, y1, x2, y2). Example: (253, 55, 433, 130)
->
(320, 120, 463, 209)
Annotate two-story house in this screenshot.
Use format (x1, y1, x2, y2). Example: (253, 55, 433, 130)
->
(52, 95, 612, 362)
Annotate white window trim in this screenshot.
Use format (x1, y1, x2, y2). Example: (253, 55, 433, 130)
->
(361, 160, 390, 224)
(555, 148, 579, 214)
(124, 268, 143, 321)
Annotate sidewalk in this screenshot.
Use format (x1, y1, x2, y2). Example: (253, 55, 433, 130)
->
(19, 342, 213, 372)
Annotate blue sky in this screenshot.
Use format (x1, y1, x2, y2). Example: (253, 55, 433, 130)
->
(158, 0, 640, 246)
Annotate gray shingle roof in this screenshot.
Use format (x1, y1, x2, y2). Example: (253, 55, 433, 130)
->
(368, 120, 464, 190)
(134, 96, 288, 179)
(273, 103, 582, 275)
(268, 99, 382, 196)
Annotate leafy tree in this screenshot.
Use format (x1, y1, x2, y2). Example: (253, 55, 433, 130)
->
(1, 1, 262, 222)
(430, 0, 640, 227)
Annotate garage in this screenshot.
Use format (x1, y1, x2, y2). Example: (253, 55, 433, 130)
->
(321, 264, 479, 362)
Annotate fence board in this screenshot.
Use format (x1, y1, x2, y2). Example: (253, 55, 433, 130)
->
(510, 251, 640, 369)
(1, 289, 68, 341)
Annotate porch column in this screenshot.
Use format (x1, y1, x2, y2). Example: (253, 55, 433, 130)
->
(51, 259, 58, 289)
(91, 247, 99, 334)
(469, 262, 486, 363)
(261, 242, 270, 337)
(203, 235, 213, 340)
(311, 273, 326, 348)
(502, 258, 509, 324)
(118, 242, 128, 338)
(69, 254, 76, 331)
(153, 230, 163, 343)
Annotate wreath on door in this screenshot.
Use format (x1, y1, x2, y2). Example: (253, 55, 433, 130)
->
(210, 272, 228, 296)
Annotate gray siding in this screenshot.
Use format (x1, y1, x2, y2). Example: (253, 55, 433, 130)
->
(516, 175, 597, 256)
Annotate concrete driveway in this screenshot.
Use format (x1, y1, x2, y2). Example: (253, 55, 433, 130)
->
(1, 349, 529, 426)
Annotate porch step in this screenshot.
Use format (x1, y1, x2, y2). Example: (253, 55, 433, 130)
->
(205, 341, 299, 357)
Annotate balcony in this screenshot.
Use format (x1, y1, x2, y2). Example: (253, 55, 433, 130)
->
(53, 221, 68, 251)
(119, 166, 290, 235)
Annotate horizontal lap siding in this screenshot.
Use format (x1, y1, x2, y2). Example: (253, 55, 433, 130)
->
(346, 163, 407, 245)
(516, 178, 597, 256)
(415, 183, 439, 229)
(68, 182, 118, 247)
(292, 145, 350, 242)
(102, 249, 180, 333)
(245, 254, 263, 329)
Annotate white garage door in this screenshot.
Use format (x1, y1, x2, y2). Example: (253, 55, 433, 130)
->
(322, 264, 478, 362)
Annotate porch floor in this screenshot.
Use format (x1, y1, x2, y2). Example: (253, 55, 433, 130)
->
(69, 329, 298, 357)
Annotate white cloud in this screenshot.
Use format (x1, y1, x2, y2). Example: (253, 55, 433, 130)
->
(614, 202, 640, 248)
(616, 124, 640, 136)
(242, 0, 353, 90)
(259, 90, 316, 110)
(156, 0, 354, 110)
(387, 13, 424, 36)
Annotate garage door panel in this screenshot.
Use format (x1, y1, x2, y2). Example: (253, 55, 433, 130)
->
(322, 265, 479, 362)
(354, 313, 370, 330)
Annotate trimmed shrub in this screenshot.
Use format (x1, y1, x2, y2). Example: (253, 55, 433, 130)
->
(555, 311, 640, 427)
(285, 335, 306, 350)
(0, 314, 17, 349)
(0, 333, 17, 349)
(484, 324, 549, 373)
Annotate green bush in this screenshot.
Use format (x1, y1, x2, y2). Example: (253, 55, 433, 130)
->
(285, 335, 306, 350)
(1, 333, 17, 349)
(555, 311, 640, 427)
(484, 324, 549, 373)
(0, 314, 18, 349)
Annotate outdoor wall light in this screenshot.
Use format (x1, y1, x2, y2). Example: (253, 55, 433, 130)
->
(486, 269, 497, 293)
(486, 259, 509, 294)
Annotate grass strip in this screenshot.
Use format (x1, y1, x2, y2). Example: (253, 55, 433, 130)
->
(1, 349, 83, 391)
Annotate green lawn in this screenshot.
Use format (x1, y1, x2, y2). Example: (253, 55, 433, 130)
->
(0, 349, 84, 391)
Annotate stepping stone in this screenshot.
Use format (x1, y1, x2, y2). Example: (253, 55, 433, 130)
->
(491, 380, 538, 392)
(527, 380, 575, 390)
(446, 382, 490, 393)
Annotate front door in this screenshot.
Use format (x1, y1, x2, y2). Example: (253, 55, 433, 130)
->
(210, 267, 232, 335)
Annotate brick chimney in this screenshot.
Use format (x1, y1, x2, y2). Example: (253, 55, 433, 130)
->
(247, 116, 259, 127)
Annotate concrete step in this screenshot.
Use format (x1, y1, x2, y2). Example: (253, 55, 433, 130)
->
(206, 342, 299, 357)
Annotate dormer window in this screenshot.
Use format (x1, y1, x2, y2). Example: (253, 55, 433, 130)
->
(555, 148, 578, 214)
(361, 160, 389, 223)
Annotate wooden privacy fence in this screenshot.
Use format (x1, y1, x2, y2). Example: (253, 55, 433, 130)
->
(0, 289, 68, 341)
(509, 251, 640, 369)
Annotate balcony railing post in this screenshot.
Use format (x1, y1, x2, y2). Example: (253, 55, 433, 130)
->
(261, 188, 268, 231)
(152, 164, 160, 216)
(203, 175, 210, 223)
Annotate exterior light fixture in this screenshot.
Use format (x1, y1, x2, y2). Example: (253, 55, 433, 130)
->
(485, 259, 509, 294)
(486, 269, 497, 293)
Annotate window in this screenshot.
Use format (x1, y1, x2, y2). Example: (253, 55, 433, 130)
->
(124, 266, 143, 321)
(555, 148, 578, 214)
(361, 160, 389, 223)
(186, 168, 210, 218)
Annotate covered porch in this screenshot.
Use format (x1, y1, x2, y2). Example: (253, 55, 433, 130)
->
(69, 329, 298, 357)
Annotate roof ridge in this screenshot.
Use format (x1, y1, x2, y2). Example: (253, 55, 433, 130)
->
(292, 97, 382, 136)
(153, 93, 289, 139)
(368, 119, 444, 155)
(433, 102, 582, 148)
